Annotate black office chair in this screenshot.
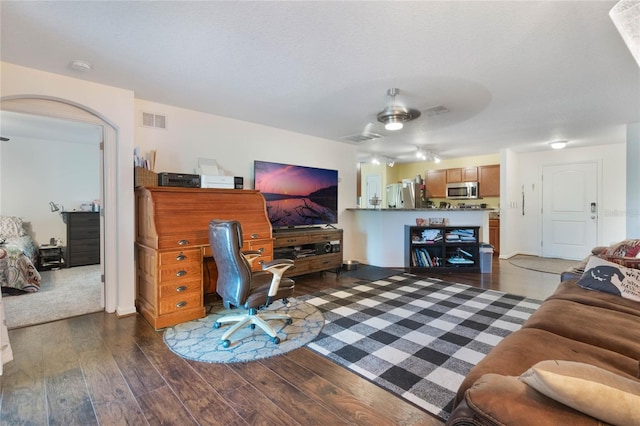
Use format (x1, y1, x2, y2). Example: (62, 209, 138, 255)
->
(208, 220, 295, 348)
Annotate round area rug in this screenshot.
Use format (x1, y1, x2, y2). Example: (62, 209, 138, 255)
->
(163, 298, 324, 363)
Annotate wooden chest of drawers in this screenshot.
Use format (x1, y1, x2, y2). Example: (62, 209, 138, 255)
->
(63, 211, 100, 267)
(134, 187, 273, 329)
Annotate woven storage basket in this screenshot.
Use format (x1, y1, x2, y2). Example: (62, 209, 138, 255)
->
(134, 167, 158, 187)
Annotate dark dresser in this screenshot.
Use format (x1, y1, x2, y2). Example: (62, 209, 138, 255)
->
(63, 211, 100, 267)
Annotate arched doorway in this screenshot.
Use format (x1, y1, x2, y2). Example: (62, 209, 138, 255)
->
(1, 96, 119, 313)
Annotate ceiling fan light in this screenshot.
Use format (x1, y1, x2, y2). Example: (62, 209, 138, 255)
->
(550, 140, 568, 149)
(384, 119, 403, 131)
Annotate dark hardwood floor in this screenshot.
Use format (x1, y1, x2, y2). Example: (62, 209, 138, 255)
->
(0, 257, 561, 425)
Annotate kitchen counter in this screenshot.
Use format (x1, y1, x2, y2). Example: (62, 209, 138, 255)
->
(346, 207, 495, 267)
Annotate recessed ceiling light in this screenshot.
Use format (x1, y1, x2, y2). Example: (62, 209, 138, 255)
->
(549, 140, 568, 149)
(69, 59, 92, 72)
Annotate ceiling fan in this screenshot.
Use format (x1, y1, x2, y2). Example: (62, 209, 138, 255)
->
(376, 88, 421, 131)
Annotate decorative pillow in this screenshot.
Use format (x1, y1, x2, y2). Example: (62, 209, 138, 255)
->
(602, 239, 640, 258)
(598, 239, 640, 269)
(519, 360, 640, 426)
(0, 216, 26, 238)
(577, 256, 640, 301)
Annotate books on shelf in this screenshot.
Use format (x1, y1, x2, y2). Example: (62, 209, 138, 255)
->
(411, 247, 443, 267)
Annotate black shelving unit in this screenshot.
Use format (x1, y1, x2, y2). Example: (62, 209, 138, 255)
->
(405, 225, 480, 272)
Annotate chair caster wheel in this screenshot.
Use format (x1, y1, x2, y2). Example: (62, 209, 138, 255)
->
(213, 322, 221, 329)
(222, 339, 231, 348)
(285, 318, 292, 325)
(272, 336, 280, 344)
(249, 324, 256, 330)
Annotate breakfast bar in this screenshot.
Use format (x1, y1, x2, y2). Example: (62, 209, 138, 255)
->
(346, 207, 495, 268)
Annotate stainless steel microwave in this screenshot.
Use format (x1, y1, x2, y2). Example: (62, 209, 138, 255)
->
(446, 182, 479, 199)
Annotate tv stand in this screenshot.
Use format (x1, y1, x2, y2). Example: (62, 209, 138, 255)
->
(273, 227, 343, 277)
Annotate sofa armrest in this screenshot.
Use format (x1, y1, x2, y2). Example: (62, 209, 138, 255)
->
(447, 374, 603, 426)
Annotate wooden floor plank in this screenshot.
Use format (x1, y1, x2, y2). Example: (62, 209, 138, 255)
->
(46, 367, 97, 425)
(79, 343, 148, 425)
(135, 327, 242, 424)
(0, 348, 47, 425)
(218, 382, 300, 426)
(137, 385, 199, 426)
(229, 360, 352, 425)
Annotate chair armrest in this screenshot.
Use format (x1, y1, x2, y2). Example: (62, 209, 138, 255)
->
(242, 250, 262, 267)
(262, 259, 295, 297)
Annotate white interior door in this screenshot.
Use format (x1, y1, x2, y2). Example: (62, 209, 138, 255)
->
(366, 174, 382, 208)
(542, 162, 598, 260)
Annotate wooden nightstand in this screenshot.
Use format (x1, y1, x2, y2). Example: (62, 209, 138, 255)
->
(38, 245, 64, 270)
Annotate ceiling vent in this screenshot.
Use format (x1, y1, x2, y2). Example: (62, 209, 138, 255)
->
(343, 132, 383, 143)
(142, 112, 167, 129)
(423, 105, 450, 116)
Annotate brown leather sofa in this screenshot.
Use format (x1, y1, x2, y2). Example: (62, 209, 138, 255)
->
(446, 277, 640, 425)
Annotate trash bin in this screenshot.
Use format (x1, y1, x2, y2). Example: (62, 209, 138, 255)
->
(479, 243, 493, 273)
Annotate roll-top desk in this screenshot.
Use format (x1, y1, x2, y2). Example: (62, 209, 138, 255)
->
(135, 187, 273, 329)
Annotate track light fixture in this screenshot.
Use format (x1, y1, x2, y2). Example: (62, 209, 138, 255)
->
(415, 147, 440, 162)
(370, 155, 396, 167)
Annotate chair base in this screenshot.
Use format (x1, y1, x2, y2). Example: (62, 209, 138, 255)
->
(214, 310, 292, 347)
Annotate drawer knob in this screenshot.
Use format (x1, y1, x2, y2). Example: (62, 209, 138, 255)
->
(287, 239, 295, 243)
(176, 285, 187, 292)
(258, 259, 264, 265)
(178, 239, 189, 246)
(176, 253, 187, 261)
(176, 270, 187, 277)
(250, 233, 259, 239)
(257, 247, 264, 253)
(176, 301, 187, 308)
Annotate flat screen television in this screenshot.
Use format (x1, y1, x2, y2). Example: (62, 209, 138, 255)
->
(254, 160, 338, 229)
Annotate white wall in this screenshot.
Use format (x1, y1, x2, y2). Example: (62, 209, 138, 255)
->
(503, 143, 627, 258)
(0, 135, 100, 246)
(134, 99, 359, 259)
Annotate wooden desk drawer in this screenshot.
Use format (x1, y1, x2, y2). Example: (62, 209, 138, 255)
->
(159, 279, 201, 299)
(159, 249, 201, 266)
(159, 292, 203, 315)
(274, 234, 309, 247)
(158, 264, 201, 282)
(309, 253, 342, 270)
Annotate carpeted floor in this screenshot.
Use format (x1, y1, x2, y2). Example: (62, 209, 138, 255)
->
(300, 274, 542, 421)
(163, 297, 323, 363)
(2, 265, 102, 329)
(509, 254, 581, 274)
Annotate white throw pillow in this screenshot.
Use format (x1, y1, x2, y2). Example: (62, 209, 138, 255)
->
(519, 360, 640, 426)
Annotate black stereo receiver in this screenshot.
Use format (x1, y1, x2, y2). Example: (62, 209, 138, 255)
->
(315, 241, 341, 254)
(158, 172, 201, 188)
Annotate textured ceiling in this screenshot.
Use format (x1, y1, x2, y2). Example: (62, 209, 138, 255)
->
(1, 1, 638, 162)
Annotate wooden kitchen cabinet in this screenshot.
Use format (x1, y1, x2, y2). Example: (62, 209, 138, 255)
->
(425, 169, 446, 198)
(489, 218, 500, 254)
(446, 167, 478, 183)
(479, 165, 500, 197)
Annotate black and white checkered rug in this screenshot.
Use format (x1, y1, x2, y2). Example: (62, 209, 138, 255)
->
(299, 274, 542, 421)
